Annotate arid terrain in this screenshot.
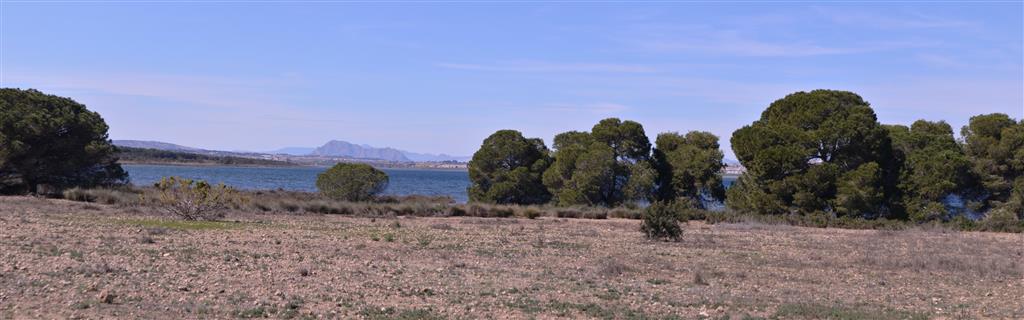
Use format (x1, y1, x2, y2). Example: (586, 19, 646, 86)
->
(1, 196, 1021, 319)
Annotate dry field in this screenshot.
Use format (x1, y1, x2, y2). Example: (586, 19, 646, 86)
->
(1, 196, 1022, 319)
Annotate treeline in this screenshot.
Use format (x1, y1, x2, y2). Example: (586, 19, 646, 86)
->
(468, 90, 1023, 227)
(117, 147, 294, 167)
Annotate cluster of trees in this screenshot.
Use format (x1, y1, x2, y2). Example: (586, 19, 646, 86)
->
(469, 89, 1022, 223)
(1, 88, 126, 194)
(468, 119, 726, 210)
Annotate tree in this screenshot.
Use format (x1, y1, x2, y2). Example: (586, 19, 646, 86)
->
(543, 118, 654, 207)
(961, 113, 1024, 217)
(835, 162, 884, 218)
(652, 131, 725, 207)
(542, 131, 614, 206)
(887, 120, 976, 221)
(728, 90, 895, 217)
(467, 130, 551, 204)
(591, 118, 651, 163)
(0, 88, 127, 194)
(316, 163, 389, 201)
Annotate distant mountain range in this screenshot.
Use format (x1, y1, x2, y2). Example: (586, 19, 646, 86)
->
(311, 140, 410, 162)
(113, 139, 471, 163)
(112, 140, 202, 152)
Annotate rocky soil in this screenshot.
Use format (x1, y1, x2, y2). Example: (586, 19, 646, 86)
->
(1, 196, 1021, 319)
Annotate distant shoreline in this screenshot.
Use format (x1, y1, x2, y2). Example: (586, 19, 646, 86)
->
(118, 161, 470, 171)
(117, 161, 307, 168)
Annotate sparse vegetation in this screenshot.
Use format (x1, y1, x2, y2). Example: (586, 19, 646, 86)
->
(154, 176, 238, 220)
(1, 196, 1022, 319)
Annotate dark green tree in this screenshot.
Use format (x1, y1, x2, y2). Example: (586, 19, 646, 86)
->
(468, 130, 552, 204)
(961, 113, 1024, 218)
(652, 131, 725, 207)
(591, 118, 651, 163)
(544, 118, 654, 207)
(542, 132, 613, 206)
(835, 162, 884, 218)
(728, 90, 895, 217)
(962, 113, 1019, 219)
(316, 163, 389, 201)
(0, 88, 127, 194)
(887, 120, 975, 221)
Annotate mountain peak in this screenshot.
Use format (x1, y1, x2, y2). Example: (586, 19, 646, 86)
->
(312, 140, 411, 162)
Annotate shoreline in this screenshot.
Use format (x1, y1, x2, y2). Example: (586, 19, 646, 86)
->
(119, 161, 471, 171)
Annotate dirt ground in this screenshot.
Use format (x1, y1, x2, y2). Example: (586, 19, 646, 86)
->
(1, 196, 1022, 319)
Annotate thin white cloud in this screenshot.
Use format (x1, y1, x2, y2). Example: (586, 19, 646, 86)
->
(5, 70, 301, 113)
(815, 7, 978, 30)
(437, 60, 659, 73)
(627, 29, 936, 57)
(542, 102, 630, 114)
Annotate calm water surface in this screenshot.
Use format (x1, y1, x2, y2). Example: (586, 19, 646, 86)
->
(124, 164, 472, 202)
(124, 164, 739, 204)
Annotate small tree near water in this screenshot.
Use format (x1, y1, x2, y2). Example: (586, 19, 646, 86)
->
(641, 201, 683, 241)
(316, 163, 389, 202)
(155, 176, 236, 220)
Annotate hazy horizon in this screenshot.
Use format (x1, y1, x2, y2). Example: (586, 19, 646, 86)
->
(2, 3, 1022, 158)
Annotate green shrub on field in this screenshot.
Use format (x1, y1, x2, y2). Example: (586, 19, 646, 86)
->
(641, 201, 683, 241)
(316, 163, 388, 202)
(155, 176, 237, 221)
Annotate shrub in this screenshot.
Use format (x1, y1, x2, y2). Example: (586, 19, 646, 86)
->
(609, 207, 641, 219)
(976, 207, 1024, 233)
(154, 176, 236, 220)
(316, 163, 389, 202)
(556, 208, 582, 218)
(582, 208, 608, 219)
(467, 204, 515, 218)
(640, 201, 683, 241)
(62, 187, 139, 206)
(518, 207, 542, 219)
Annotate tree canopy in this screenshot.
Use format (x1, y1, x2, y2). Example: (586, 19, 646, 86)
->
(961, 113, 1024, 217)
(652, 131, 725, 207)
(467, 130, 552, 204)
(0, 88, 127, 194)
(728, 89, 895, 217)
(542, 118, 656, 207)
(887, 120, 976, 221)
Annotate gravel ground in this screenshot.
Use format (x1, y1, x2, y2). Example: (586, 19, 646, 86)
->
(1, 196, 1022, 319)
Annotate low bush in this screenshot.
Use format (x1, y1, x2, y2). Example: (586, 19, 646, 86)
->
(62, 187, 140, 206)
(640, 201, 683, 241)
(518, 207, 542, 219)
(608, 207, 641, 219)
(556, 208, 582, 219)
(154, 176, 237, 221)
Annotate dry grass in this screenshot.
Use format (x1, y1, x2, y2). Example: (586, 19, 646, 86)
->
(1, 196, 1022, 319)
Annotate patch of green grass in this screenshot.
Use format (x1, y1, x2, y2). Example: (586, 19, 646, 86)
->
(114, 218, 244, 231)
(233, 306, 267, 318)
(505, 296, 543, 313)
(646, 278, 670, 285)
(773, 303, 929, 320)
(358, 306, 443, 320)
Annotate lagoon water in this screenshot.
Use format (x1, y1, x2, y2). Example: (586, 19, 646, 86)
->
(124, 164, 739, 204)
(123, 164, 472, 202)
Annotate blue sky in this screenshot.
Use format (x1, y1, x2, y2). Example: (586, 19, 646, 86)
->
(2, 2, 1022, 158)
